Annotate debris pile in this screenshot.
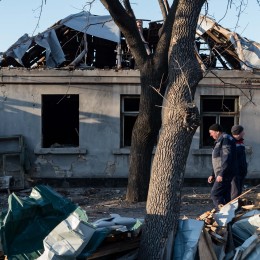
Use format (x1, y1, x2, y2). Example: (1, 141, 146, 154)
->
(195, 196, 260, 259)
(1, 185, 260, 259)
(0, 185, 143, 260)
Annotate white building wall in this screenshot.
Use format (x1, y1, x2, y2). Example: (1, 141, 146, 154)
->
(0, 68, 260, 180)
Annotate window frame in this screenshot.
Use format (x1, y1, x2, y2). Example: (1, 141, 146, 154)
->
(120, 95, 140, 147)
(200, 95, 239, 148)
(41, 94, 79, 148)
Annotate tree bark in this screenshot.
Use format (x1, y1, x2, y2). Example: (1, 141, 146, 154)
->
(100, 0, 175, 202)
(139, 0, 205, 258)
(126, 61, 167, 202)
(125, 1, 178, 202)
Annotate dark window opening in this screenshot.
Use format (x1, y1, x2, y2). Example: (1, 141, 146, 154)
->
(202, 98, 235, 112)
(42, 94, 79, 148)
(124, 97, 140, 112)
(200, 96, 239, 147)
(121, 95, 140, 147)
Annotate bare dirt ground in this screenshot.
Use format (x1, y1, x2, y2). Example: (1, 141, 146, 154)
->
(0, 185, 214, 221)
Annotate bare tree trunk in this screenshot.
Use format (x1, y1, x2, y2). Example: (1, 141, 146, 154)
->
(139, 0, 205, 258)
(100, 0, 175, 203)
(126, 62, 167, 202)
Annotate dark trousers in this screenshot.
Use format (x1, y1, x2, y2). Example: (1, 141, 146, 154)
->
(231, 175, 245, 200)
(211, 178, 232, 209)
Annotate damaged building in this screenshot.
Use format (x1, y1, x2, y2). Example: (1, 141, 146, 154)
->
(0, 12, 260, 188)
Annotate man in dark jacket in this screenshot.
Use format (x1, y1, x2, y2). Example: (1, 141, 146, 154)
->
(231, 125, 247, 200)
(208, 123, 237, 210)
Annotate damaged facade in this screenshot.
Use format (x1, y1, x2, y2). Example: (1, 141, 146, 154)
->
(0, 69, 260, 184)
(0, 12, 260, 185)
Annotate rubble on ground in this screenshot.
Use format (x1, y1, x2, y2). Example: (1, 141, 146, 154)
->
(195, 193, 260, 259)
(0, 185, 260, 259)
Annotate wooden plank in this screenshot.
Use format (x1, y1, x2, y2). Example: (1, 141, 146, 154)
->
(87, 237, 140, 259)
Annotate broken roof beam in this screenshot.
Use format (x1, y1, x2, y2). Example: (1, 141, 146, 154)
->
(205, 30, 224, 44)
(87, 237, 140, 259)
(211, 48, 230, 69)
(68, 49, 88, 68)
(203, 35, 241, 69)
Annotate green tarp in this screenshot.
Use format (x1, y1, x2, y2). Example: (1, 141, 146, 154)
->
(0, 185, 78, 257)
(0, 185, 143, 259)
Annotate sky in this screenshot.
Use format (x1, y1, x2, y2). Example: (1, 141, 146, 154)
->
(0, 0, 260, 52)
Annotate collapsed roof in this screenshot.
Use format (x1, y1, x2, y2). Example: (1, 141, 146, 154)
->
(0, 12, 260, 71)
(0, 11, 120, 69)
(196, 15, 260, 71)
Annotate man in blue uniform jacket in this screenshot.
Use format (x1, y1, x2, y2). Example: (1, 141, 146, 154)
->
(207, 123, 237, 210)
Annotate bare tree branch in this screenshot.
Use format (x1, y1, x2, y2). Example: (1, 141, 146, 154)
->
(158, 0, 168, 20)
(122, 0, 135, 17)
(32, 0, 45, 36)
(153, 0, 179, 65)
(163, 0, 170, 12)
(100, 0, 149, 65)
(208, 70, 256, 105)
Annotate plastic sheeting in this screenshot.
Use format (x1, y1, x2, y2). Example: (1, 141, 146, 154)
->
(38, 212, 143, 259)
(173, 219, 204, 260)
(232, 213, 260, 246)
(233, 234, 260, 260)
(214, 200, 238, 227)
(0, 185, 78, 257)
(0, 187, 144, 259)
(37, 213, 143, 259)
(37, 210, 95, 260)
(79, 214, 143, 258)
(93, 213, 143, 229)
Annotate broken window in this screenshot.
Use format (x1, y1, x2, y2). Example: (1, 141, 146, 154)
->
(200, 96, 239, 147)
(42, 94, 79, 148)
(121, 95, 140, 147)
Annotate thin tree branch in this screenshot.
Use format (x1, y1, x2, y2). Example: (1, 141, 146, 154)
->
(32, 0, 45, 36)
(158, 0, 168, 20)
(153, 0, 179, 65)
(209, 70, 256, 105)
(123, 0, 135, 17)
(163, 0, 170, 12)
(100, 0, 149, 65)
